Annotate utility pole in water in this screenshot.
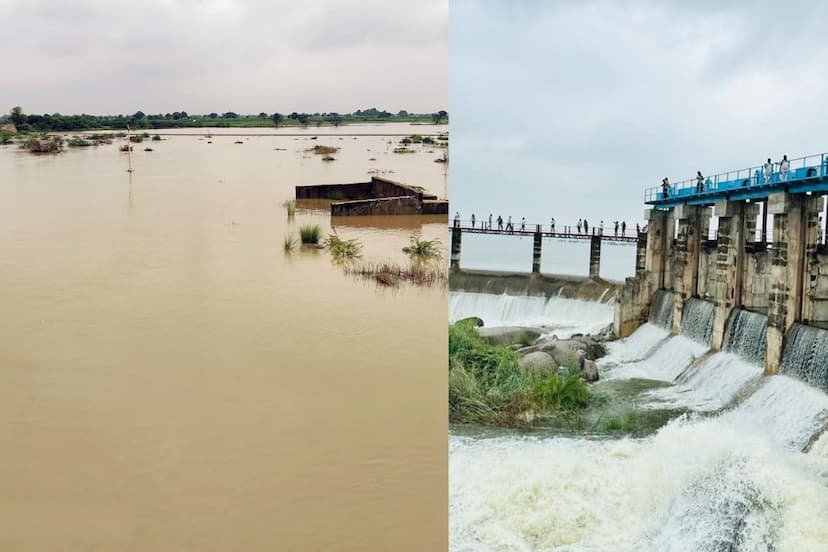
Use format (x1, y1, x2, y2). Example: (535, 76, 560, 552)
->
(126, 125, 134, 173)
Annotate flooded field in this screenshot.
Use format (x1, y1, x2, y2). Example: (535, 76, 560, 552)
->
(0, 123, 447, 551)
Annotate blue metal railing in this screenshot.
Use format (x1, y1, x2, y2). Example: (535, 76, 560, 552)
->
(644, 153, 828, 203)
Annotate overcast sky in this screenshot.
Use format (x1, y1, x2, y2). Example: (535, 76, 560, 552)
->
(450, 0, 828, 229)
(0, 0, 447, 115)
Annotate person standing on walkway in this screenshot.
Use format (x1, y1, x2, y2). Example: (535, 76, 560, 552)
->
(584, 219, 589, 234)
(614, 220, 619, 236)
(636, 223, 640, 235)
(599, 220, 604, 236)
(506, 216, 513, 232)
(550, 217, 556, 233)
(577, 219, 582, 233)
(780, 155, 790, 181)
(454, 211, 460, 227)
(662, 177, 669, 199)
(763, 158, 773, 184)
(696, 171, 704, 193)
(621, 220, 627, 236)
(470, 213, 476, 228)
(520, 217, 525, 231)
(488, 213, 493, 230)
(497, 215, 503, 230)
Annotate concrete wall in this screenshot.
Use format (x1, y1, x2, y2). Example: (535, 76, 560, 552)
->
(296, 182, 374, 200)
(331, 196, 421, 216)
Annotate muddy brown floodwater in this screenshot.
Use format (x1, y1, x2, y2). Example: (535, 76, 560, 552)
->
(0, 124, 448, 551)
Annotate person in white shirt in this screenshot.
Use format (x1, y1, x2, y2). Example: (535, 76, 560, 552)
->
(454, 212, 460, 226)
(780, 155, 790, 181)
(763, 158, 773, 184)
(488, 213, 493, 230)
(550, 217, 556, 233)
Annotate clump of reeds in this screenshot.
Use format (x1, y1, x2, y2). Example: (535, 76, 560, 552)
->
(283, 199, 296, 217)
(299, 224, 322, 244)
(322, 155, 336, 161)
(402, 234, 442, 258)
(325, 232, 362, 258)
(306, 144, 339, 155)
(343, 261, 447, 287)
(283, 233, 298, 252)
(393, 146, 415, 154)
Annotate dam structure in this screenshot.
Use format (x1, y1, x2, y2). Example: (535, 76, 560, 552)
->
(616, 151, 828, 378)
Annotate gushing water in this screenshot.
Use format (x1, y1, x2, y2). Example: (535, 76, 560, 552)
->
(781, 323, 828, 392)
(644, 352, 762, 412)
(451, 293, 828, 551)
(680, 298, 715, 346)
(604, 335, 707, 382)
(649, 289, 675, 329)
(725, 309, 768, 366)
(448, 291, 612, 337)
(600, 322, 670, 365)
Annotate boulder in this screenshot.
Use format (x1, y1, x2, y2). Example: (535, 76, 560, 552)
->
(476, 326, 542, 347)
(581, 359, 599, 382)
(456, 316, 484, 327)
(518, 351, 559, 375)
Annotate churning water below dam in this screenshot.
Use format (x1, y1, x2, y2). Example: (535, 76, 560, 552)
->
(450, 292, 828, 551)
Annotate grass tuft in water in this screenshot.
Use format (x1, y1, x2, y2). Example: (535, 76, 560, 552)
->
(402, 234, 442, 258)
(343, 261, 446, 287)
(283, 233, 298, 253)
(299, 224, 321, 244)
(282, 199, 296, 217)
(325, 232, 362, 258)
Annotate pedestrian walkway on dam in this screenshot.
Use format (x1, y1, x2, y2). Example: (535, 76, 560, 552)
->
(449, 220, 642, 243)
(646, 151, 828, 207)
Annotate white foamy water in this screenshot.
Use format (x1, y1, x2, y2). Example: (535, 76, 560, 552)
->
(603, 335, 708, 382)
(600, 322, 670, 366)
(724, 375, 828, 452)
(451, 294, 828, 551)
(643, 352, 763, 412)
(450, 415, 828, 551)
(449, 291, 613, 338)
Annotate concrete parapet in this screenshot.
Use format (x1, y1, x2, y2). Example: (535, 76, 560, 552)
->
(331, 196, 420, 216)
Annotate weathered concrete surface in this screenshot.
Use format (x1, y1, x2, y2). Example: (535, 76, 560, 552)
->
(330, 196, 420, 216)
(614, 273, 651, 338)
(589, 235, 602, 278)
(532, 232, 542, 274)
(710, 202, 745, 351)
(449, 270, 620, 302)
(671, 206, 703, 335)
(295, 182, 373, 200)
(296, 177, 443, 216)
(421, 200, 448, 215)
(450, 227, 462, 271)
(766, 193, 819, 374)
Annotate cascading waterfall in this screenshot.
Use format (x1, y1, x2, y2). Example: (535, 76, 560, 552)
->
(724, 309, 768, 366)
(450, 290, 828, 552)
(448, 291, 612, 337)
(781, 323, 828, 392)
(644, 352, 762, 412)
(600, 322, 670, 365)
(603, 335, 708, 382)
(649, 289, 675, 329)
(680, 298, 715, 346)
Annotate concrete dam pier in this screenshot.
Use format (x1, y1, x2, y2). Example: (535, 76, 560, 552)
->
(295, 176, 448, 216)
(617, 151, 828, 378)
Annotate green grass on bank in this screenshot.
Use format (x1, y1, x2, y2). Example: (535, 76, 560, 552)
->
(449, 320, 590, 427)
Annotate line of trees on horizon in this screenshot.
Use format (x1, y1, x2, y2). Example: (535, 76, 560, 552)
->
(2, 106, 448, 132)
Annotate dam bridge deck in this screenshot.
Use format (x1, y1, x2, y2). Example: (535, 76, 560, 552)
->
(450, 221, 642, 243)
(646, 152, 828, 207)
